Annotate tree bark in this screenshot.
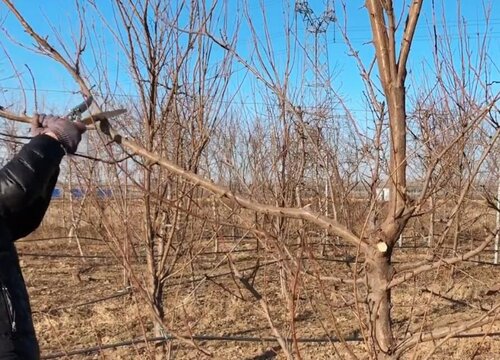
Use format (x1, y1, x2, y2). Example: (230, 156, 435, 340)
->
(364, 1, 423, 356)
(366, 248, 395, 358)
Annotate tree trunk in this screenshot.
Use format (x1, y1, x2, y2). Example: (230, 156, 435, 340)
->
(366, 248, 395, 358)
(363, 83, 408, 358)
(152, 279, 166, 359)
(428, 193, 435, 247)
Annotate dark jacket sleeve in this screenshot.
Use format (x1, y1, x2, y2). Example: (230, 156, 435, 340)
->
(0, 135, 65, 241)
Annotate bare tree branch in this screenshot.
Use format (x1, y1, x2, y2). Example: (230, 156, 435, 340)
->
(388, 231, 498, 289)
(397, 0, 424, 83)
(395, 303, 500, 357)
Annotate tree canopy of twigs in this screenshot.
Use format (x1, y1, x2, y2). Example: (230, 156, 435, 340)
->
(0, 1, 498, 359)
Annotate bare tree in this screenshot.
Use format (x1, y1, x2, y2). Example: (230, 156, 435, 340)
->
(0, 0, 498, 359)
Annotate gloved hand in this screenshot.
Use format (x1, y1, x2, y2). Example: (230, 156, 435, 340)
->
(32, 114, 87, 154)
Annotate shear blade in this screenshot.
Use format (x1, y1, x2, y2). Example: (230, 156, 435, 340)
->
(81, 109, 127, 126)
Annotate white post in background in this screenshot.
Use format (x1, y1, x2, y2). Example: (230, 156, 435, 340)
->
(428, 193, 435, 247)
(322, 181, 327, 254)
(495, 181, 499, 265)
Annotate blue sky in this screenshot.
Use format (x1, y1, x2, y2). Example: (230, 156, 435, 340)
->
(0, 1, 498, 117)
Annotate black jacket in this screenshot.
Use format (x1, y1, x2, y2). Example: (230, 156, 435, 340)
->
(0, 135, 65, 360)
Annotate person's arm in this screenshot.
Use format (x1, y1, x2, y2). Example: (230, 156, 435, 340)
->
(0, 114, 85, 242)
(0, 134, 65, 240)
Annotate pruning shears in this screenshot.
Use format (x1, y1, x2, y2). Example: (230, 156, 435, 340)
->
(67, 95, 126, 126)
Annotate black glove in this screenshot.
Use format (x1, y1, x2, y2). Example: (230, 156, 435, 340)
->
(32, 114, 87, 154)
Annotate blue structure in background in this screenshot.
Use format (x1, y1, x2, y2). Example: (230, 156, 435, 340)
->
(96, 188, 112, 199)
(50, 187, 114, 200)
(51, 188, 62, 199)
(70, 188, 85, 199)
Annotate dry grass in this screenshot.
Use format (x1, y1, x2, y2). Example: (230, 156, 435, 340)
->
(12, 200, 499, 359)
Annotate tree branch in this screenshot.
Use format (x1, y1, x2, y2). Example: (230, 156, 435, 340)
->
(388, 231, 497, 289)
(2, 0, 92, 98)
(397, 0, 424, 83)
(230, 260, 293, 360)
(0, 111, 366, 251)
(366, 0, 393, 89)
(0, 108, 33, 123)
(395, 303, 500, 357)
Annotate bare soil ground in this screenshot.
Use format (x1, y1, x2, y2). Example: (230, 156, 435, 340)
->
(13, 207, 500, 359)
